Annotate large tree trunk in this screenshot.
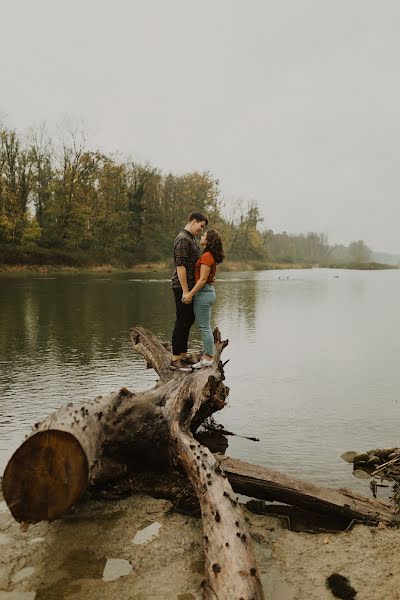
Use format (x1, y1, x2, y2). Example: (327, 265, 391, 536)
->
(2, 325, 264, 600)
(2, 383, 169, 522)
(3, 325, 398, 597)
(131, 327, 264, 599)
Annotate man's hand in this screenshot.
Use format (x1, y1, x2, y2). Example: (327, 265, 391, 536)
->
(182, 292, 193, 304)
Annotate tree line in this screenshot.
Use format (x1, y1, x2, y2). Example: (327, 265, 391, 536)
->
(263, 231, 371, 264)
(0, 124, 371, 267)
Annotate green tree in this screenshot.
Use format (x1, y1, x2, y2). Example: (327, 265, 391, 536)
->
(348, 240, 371, 263)
(0, 129, 33, 244)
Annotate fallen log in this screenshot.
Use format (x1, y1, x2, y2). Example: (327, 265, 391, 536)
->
(131, 327, 264, 599)
(5, 325, 397, 597)
(219, 456, 399, 525)
(2, 325, 264, 600)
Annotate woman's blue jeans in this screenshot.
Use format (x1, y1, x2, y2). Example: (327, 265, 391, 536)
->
(193, 284, 216, 356)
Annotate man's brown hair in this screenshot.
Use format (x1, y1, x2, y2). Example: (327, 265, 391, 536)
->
(187, 211, 208, 225)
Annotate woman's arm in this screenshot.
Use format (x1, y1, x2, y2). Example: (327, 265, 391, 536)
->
(182, 264, 211, 303)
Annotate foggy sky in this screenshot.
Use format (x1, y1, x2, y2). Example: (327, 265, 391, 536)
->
(1, 0, 400, 252)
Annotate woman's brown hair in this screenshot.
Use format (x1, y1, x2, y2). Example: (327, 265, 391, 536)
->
(204, 229, 224, 264)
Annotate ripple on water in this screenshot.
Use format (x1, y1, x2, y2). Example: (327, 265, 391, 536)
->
(2, 269, 400, 491)
(127, 278, 170, 283)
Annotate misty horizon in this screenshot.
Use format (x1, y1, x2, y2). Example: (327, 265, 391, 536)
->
(1, 0, 400, 254)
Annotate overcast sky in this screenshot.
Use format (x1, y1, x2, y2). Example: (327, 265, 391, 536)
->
(1, 0, 400, 252)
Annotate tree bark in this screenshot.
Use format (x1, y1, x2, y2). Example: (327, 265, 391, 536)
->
(219, 456, 399, 525)
(130, 326, 264, 599)
(5, 325, 397, 597)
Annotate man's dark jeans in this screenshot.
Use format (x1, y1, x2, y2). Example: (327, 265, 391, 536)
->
(172, 287, 195, 355)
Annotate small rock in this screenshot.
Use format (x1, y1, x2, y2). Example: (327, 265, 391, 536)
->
(28, 538, 44, 546)
(353, 452, 370, 462)
(12, 568, 35, 584)
(132, 522, 162, 545)
(102, 558, 132, 582)
(377, 521, 387, 529)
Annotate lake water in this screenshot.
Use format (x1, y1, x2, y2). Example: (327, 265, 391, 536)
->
(1, 268, 399, 497)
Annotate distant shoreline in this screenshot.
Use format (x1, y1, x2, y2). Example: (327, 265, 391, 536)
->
(0, 260, 397, 277)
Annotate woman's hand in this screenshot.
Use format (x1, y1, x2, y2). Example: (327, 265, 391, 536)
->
(182, 291, 193, 304)
(182, 265, 210, 304)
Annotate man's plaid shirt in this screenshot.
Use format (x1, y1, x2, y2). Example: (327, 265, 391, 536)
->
(171, 229, 200, 290)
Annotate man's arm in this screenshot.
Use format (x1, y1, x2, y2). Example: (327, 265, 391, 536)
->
(176, 265, 189, 295)
(175, 237, 191, 295)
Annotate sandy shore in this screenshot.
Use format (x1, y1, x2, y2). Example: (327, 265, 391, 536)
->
(0, 485, 399, 600)
(0, 261, 312, 277)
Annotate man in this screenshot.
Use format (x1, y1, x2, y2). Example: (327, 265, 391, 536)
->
(170, 211, 208, 371)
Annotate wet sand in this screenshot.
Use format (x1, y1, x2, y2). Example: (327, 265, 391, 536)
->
(0, 485, 399, 600)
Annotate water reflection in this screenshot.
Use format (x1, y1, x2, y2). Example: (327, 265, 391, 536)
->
(0, 274, 180, 472)
(216, 276, 261, 340)
(1, 269, 400, 499)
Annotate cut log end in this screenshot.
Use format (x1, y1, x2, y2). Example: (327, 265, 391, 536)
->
(3, 430, 88, 523)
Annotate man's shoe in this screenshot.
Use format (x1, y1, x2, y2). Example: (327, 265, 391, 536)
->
(192, 358, 214, 369)
(180, 355, 197, 366)
(170, 359, 192, 372)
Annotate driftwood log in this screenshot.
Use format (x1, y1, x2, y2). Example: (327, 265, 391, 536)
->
(218, 456, 399, 525)
(2, 325, 399, 597)
(3, 325, 264, 600)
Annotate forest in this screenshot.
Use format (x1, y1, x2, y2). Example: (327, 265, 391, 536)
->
(0, 125, 372, 268)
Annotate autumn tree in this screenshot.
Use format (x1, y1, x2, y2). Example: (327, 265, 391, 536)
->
(0, 128, 34, 245)
(0, 122, 374, 268)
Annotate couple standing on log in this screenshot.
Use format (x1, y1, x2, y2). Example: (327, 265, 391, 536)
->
(170, 211, 224, 372)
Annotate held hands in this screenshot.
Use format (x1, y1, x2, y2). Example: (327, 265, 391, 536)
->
(182, 291, 193, 304)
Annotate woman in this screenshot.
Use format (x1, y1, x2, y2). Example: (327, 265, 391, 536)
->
(182, 229, 224, 368)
